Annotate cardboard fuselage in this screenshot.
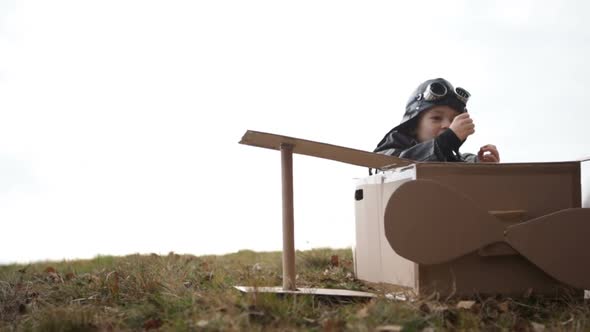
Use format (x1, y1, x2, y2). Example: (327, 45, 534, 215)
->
(354, 162, 581, 297)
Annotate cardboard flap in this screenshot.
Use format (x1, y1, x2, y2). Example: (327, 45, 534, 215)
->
(506, 208, 590, 289)
(239, 130, 413, 169)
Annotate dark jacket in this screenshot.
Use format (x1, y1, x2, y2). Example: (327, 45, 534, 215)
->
(374, 128, 477, 163)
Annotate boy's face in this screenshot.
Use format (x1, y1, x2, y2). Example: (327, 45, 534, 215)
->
(415, 106, 461, 142)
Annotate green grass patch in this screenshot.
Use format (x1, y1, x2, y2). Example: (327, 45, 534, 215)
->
(0, 248, 588, 331)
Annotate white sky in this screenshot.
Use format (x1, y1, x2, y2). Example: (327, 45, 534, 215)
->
(1, 0, 589, 264)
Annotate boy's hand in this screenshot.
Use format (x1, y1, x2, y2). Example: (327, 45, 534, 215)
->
(449, 113, 475, 141)
(478, 144, 500, 163)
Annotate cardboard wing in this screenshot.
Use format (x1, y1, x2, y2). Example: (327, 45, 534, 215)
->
(239, 130, 413, 169)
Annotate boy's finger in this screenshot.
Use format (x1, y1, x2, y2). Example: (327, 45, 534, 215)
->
(482, 152, 499, 162)
(481, 146, 500, 160)
(481, 155, 499, 163)
(480, 146, 496, 153)
(455, 113, 470, 120)
(490, 148, 499, 160)
(486, 155, 499, 163)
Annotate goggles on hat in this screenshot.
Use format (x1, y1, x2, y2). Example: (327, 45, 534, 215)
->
(419, 82, 471, 104)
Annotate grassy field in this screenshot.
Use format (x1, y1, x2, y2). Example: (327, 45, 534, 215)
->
(0, 248, 588, 331)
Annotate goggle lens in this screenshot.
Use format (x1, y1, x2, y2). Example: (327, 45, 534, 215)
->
(422, 83, 470, 104)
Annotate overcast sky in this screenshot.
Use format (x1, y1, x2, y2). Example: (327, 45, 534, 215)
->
(1, 0, 589, 264)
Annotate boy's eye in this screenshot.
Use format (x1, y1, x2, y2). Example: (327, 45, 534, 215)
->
(431, 116, 442, 121)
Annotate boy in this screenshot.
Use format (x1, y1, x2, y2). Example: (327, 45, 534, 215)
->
(374, 78, 500, 163)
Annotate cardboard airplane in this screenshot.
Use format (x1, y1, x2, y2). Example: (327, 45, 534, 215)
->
(238, 130, 590, 298)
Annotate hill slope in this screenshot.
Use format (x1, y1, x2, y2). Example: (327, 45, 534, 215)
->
(0, 248, 588, 331)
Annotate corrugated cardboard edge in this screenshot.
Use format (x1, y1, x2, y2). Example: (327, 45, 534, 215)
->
(239, 130, 414, 169)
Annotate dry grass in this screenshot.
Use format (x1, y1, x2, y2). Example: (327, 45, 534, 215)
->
(0, 248, 588, 331)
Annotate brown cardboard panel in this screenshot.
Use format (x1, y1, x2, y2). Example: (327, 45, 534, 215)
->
(419, 252, 581, 297)
(478, 243, 518, 257)
(412, 162, 582, 288)
(480, 211, 526, 256)
(507, 208, 590, 289)
(384, 179, 504, 265)
(415, 162, 582, 218)
(384, 179, 590, 289)
(489, 210, 527, 223)
(239, 130, 413, 169)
